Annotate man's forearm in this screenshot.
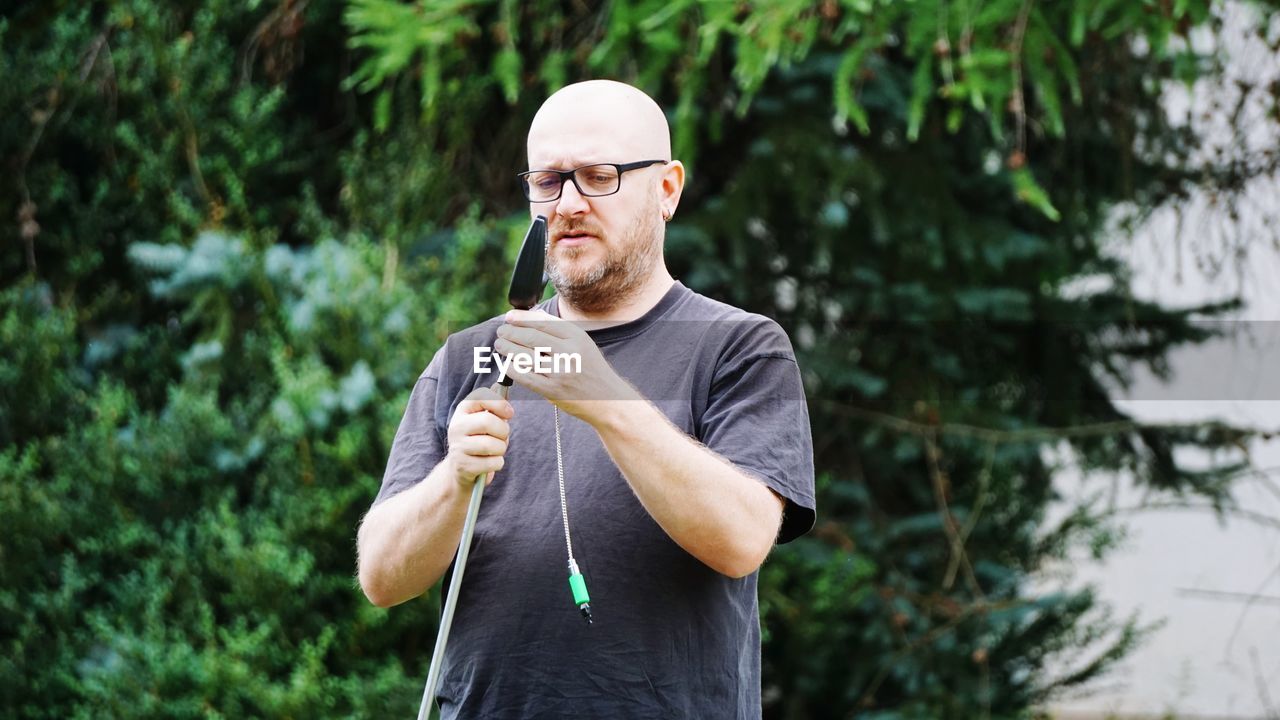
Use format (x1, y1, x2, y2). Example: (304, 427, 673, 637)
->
(591, 400, 784, 578)
(357, 457, 471, 608)
(492, 310, 785, 576)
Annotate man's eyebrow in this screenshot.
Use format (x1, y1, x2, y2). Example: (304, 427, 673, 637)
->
(530, 156, 608, 170)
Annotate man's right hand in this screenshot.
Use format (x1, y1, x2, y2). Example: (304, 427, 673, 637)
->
(444, 384, 514, 487)
(358, 383, 514, 607)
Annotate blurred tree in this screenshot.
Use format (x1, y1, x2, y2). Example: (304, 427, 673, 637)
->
(3, 0, 1278, 718)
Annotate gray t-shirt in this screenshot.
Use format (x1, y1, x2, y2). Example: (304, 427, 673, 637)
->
(374, 281, 816, 719)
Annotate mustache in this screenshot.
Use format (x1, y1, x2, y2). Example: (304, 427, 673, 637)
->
(550, 220, 605, 242)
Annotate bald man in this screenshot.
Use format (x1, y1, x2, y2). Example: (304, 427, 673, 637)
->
(358, 80, 815, 719)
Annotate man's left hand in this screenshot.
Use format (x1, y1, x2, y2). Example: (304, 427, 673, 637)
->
(493, 309, 639, 424)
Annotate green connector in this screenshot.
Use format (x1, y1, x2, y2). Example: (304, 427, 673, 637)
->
(569, 572, 590, 605)
(568, 558, 593, 624)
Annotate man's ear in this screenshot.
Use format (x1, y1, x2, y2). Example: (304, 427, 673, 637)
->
(660, 161, 686, 217)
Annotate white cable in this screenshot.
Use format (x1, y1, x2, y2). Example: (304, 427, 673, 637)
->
(553, 405, 575, 562)
(418, 397, 582, 720)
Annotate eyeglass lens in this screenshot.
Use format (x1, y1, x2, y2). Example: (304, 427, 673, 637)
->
(524, 165, 620, 201)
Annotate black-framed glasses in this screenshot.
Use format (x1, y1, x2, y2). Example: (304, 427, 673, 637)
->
(517, 160, 669, 202)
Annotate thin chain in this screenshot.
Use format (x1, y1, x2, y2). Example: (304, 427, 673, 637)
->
(553, 405, 574, 560)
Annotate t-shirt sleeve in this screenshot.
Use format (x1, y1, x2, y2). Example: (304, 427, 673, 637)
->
(699, 321, 816, 544)
(372, 351, 447, 508)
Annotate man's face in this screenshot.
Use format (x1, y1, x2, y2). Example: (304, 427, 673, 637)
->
(526, 122, 666, 313)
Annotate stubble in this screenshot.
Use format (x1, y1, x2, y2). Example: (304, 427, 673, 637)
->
(546, 189, 664, 315)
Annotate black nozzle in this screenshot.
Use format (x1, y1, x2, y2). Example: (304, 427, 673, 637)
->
(508, 215, 548, 311)
(499, 215, 549, 387)
(579, 603, 593, 624)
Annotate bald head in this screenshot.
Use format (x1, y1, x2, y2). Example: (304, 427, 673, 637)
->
(527, 80, 671, 167)
(524, 80, 686, 319)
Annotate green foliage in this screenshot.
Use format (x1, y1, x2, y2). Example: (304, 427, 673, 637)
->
(1, 233, 457, 716)
(0, 283, 83, 446)
(341, 0, 1139, 220)
(3, 0, 1277, 717)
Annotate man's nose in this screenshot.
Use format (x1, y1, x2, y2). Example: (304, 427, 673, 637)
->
(555, 177, 590, 218)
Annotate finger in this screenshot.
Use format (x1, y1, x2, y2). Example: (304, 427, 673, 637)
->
(456, 388, 514, 419)
(463, 385, 510, 404)
(452, 412, 510, 441)
(457, 455, 504, 484)
(492, 339, 559, 379)
(454, 434, 507, 457)
(496, 324, 561, 352)
(504, 309, 573, 339)
(493, 337, 541, 364)
(504, 364, 553, 395)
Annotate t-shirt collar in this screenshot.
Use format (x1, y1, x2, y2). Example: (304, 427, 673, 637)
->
(543, 281, 690, 345)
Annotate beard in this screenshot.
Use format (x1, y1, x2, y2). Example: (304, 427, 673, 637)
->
(545, 190, 664, 315)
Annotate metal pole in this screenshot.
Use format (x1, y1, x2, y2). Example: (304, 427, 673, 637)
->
(417, 383, 508, 720)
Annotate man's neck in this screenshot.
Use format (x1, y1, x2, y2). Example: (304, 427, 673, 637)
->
(558, 269, 676, 324)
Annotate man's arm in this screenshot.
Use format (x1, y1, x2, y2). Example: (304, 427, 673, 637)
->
(495, 312, 788, 578)
(357, 387, 512, 607)
(594, 399, 785, 578)
(357, 456, 472, 608)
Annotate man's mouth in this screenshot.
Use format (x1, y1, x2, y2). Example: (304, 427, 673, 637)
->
(555, 233, 597, 246)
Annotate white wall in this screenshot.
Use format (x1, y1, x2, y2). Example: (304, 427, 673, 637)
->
(1044, 5, 1280, 716)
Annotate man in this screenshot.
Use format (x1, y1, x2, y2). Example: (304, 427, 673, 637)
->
(357, 79, 815, 719)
